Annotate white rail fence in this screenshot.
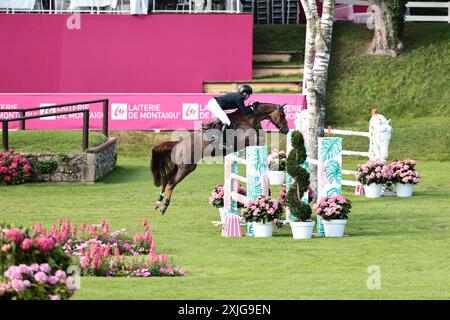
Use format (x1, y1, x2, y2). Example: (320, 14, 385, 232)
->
(335, 1, 450, 24)
(323, 128, 370, 187)
(405, 1, 450, 22)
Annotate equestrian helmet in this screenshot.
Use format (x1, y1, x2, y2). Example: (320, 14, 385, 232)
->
(239, 84, 253, 95)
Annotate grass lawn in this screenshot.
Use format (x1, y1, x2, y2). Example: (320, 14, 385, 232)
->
(1, 152, 449, 299)
(0, 130, 107, 153)
(1, 22, 449, 300)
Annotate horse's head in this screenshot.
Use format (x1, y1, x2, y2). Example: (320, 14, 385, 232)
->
(257, 103, 289, 134)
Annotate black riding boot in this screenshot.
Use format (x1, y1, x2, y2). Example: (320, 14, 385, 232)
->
(220, 124, 230, 150)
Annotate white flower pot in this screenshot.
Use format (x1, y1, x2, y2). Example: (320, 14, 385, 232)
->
(268, 171, 286, 185)
(396, 183, 414, 197)
(252, 221, 274, 238)
(364, 184, 383, 198)
(218, 207, 227, 224)
(290, 221, 315, 239)
(322, 219, 347, 238)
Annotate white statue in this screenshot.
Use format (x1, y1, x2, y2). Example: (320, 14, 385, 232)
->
(369, 113, 393, 161)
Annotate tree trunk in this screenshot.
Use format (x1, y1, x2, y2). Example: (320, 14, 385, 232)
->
(368, 0, 403, 56)
(300, 0, 334, 200)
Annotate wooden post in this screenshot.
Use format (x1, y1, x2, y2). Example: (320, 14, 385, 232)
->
(20, 111, 26, 130)
(83, 110, 89, 151)
(102, 99, 109, 137)
(2, 122, 8, 151)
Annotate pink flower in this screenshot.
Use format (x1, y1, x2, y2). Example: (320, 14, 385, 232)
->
(50, 295, 61, 300)
(5, 266, 22, 280)
(20, 238, 33, 251)
(48, 276, 59, 285)
(34, 272, 48, 283)
(39, 263, 52, 274)
(35, 235, 56, 253)
(55, 270, 67, 279)
(5, 228, 24, 244)
(30, 264, 40, 272)
(11, 279, 31, 293)
(1, 244, 11, 252)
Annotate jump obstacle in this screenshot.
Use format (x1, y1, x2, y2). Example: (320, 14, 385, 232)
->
(223, 146, 269, 237)
(221, 111, 389, 237)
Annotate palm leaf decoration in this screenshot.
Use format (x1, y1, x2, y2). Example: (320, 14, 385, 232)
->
(325, 160, 342, 184)
(321, 138, 342, 162)
(326, 188, 341, 197)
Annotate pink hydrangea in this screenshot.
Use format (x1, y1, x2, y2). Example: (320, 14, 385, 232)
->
(34, 272, 48, 283)
(11, 279, 31, 293)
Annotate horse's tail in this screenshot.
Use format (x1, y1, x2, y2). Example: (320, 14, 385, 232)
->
(151, 141, 178, 187)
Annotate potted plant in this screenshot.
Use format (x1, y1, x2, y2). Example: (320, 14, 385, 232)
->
(241, 195, 283, 237)
(356, 160, 392, 198)
(313, 195, 352, 237)
(209, 184, 246, 223)
(389, 159, 420, 197)
(285, 131, 315, 239)
(267, 149, 287, 185)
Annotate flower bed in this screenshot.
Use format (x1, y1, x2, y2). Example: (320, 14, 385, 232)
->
(0, 225, 78, 300)
(0, 149, 32, 185)
(1, 218, 185, 300)
(38, 218, 185, 278)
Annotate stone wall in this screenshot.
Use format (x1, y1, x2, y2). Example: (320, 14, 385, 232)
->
(22, 137, 116, 183)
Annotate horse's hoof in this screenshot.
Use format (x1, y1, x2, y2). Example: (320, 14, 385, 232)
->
(160, 207, 167, 215)
(154, 201, 161, 210)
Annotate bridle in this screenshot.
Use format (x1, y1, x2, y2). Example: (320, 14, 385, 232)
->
(255, 103, 289, 133)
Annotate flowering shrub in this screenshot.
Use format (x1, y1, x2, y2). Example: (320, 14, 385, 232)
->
(0, 224, 78, 300)
(0, 149, 32, 185)
(241, 195, 284, 227)
(0, 264, 77, 300)
(209, 184, 246, 209)
(34, 218, 185, 278)
(356, 160, 393, 185)
(268, 149, 287, 171)
(313, 195, 352, 221)
(389, 159, 420, 184)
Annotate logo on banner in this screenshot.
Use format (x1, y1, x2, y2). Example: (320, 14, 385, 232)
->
(39, 104, 56, 120)
(182, 104, 199, 120)
(111, 104, 128, 120)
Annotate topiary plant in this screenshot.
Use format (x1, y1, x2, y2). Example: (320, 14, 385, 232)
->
(285, 131, 312, 221)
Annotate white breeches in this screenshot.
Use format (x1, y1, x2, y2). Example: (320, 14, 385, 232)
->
(206, 98, 231, 126)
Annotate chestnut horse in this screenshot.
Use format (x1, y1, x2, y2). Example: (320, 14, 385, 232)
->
(151, 103, 289, 214)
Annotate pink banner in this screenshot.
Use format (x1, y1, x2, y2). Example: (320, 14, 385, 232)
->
(0, 93, 306, 131)
(0, 14, 253, 94)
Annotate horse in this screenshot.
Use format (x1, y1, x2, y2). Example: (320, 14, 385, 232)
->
(150, 103, 289, 215)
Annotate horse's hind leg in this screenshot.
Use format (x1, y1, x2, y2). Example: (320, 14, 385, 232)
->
(160, 164, 197, 215)
(154, 183, 167, 210)
(154, 166, 178, 210)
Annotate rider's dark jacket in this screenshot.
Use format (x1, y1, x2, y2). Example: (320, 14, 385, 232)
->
(214, 93, 255, 115)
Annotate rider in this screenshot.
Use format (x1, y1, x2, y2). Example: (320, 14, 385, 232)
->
(206, 84, 258, 149)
